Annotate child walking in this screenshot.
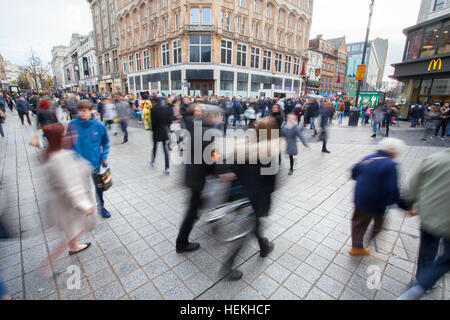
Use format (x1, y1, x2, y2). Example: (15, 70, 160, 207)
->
(281, 114, 310, 175)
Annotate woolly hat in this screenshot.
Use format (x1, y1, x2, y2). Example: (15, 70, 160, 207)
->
(38, 99, 51, 110)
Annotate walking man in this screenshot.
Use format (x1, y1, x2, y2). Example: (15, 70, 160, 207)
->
(398, 149, 450, 300)
(115, 94, 131, 144)
(68, 100, 111, 219)
(149, 95, 171, 175)
(349, 138, 408, 256)
(16, 95, 32, 125)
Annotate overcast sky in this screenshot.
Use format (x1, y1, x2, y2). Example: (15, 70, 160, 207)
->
(1, 0, 421, 81)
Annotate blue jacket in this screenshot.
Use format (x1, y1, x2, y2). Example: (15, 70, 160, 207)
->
(69, 115, 110, 169)
(351, 150, 406, 215)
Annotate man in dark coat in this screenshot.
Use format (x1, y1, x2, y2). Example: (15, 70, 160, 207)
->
(319, 101, 332, 153)
(176, 105, 218, 253)
(16, 96, 32, 125)
(149, 96, 171, 174)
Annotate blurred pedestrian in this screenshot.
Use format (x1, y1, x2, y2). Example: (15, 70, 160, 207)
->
(371, 104, 385, 138)
(349, 138, 408, 256)
(140, 93, 152, 130)
(115, 94, 131, 144)
(68, 100, 111, 219)
(319, 102, 331, 153)
(398, 149, 450, 300)
(435, 103, 449, 140)
(40, 123, 97, 276)
(281, 114, 309, 175)
(16, 95, 32, 125)
(149, 96, 171, 175)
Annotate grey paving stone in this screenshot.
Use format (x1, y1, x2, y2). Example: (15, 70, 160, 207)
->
(305, 287, 333, 300)
(60, 278, 91, 300)
(251, 273, 281, 298)
(234, 285, 266, 300)
(153, 271, 184, 294)
(112, 258, 139, 277)
(94, 281, 125, 300)
(347, 274, 376, 299)
(380, 275, 408, 296)
(374, 289, 397, 300)
(2, 263, 23, 282)
(129, 281, 163, 300)
(184, 272, 214, 296)
(121, 269, 149, 293)
(305, 253, 330, 272)
(264, 262, 292, 283)
(283, 274, 313, 299)
(295, 263, 322, 284)
(173, 260, 201, 281)
(127, 239, 150, 255)
(144, 232, 166, 246)
(277, 252, 302, 272)
(24, 268, 57, 300)
(105, 246, 130, 265)
(197, 278, 246, 300)
(82, 256, 109, 276)
(316, 275, 345, 298)
(143, 259, 169, 280)
(269, 286, 301, 300)
(163, 284, 195, 300)
(325, 263, 353, 284)
(161, 252, 188, 268)
(5, 276, 23, 295)
(88, 267, 118, 291)
(333, 254, 361, 273)
(189, 250, 216, 270)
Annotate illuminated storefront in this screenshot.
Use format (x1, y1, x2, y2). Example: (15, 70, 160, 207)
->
(393, 13, 450, 107)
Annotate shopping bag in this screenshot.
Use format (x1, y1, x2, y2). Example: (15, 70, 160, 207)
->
(96, 167, 113, 192)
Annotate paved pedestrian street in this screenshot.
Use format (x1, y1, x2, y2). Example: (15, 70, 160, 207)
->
(0, 110, 449, 300)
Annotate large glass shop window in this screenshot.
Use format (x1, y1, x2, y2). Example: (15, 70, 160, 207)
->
(420, 24, 441, 58)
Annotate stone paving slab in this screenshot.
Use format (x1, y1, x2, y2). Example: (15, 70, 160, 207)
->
(0, 109, 449, 300)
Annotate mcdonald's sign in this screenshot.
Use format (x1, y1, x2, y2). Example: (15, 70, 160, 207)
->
(428, 58, 442, 71)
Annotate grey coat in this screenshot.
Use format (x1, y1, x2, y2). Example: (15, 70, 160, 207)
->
(45, 150, 98, 241)
(281, 125, 307, 156)
(115, 101, 131, 120)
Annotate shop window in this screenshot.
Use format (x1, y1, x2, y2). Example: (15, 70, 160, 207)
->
(275, 53, 282, 72)
(237, 81, 248, 92)
(221, 39, 233, 65)
(430, 78, 450, 95)
(438, 21, 450, 55)
(420, 79, 432, 96)
(189, 35, 211, 62)
(420, 24, 441, 57)
(237, 44, 247, 67)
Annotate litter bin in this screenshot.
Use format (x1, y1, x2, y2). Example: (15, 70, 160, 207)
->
(348, 109, 360, 127)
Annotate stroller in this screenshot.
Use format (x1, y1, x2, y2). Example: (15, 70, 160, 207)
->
(201, 176, 256, 243)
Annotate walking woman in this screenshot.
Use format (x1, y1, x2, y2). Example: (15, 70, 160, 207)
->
(281, 114, 310, 175)
(40, 122, 98, 276)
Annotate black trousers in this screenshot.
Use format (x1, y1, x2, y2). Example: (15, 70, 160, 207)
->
(435, 120, 448, 138)
(0, 122, 4, 137)
(289, 155, 294, 170)
(18, 111, 31, 125)
(176, 190, 202, 247)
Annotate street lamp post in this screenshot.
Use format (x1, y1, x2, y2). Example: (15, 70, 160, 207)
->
(355, 0, 375, 108)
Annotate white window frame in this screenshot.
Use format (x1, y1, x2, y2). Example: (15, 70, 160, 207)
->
(161, 42, 170, 66)
(122, 56, 127, 73)
(190, 8, 200, 25)
(275, 53, 282, 72)
(221, 39, 233, 65)
(263, 49, 272, 71)
(173, 39, 181, 64)
(136, 52, 142, 71)
(128, 54, 134, 72)
(251, 46, 260, 69)
(285, 55, 292, 74)
(236, 43, 247, 67)
(293, 57, 301, 75)
(143, 49, 149, 70)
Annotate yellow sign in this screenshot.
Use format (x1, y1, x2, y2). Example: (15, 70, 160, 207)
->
(428, 58, 442, 71)
(356, 64, 366, 81)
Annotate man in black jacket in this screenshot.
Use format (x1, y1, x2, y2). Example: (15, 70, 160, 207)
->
(149, 96, 171, 174)
(16, 96, 32, 125)
(308, 98, 320, 136)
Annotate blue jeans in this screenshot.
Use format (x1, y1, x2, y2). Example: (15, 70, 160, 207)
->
(416, 228, 450, 291)
(92, 168, 105, 210)
(411, 118, 418, 128)
(338, 112, 344, 124)
(310, 117, 316, 129)
(0, 265, 9, 298)
(233, 114, 241, 127)
(152, 141, 170, 170)
(373, 121, 381, 134)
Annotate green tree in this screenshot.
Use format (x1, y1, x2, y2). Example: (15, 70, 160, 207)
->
(18, 72, 31, 89)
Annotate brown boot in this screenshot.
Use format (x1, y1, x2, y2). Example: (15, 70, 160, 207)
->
(349, 247, 370, 256)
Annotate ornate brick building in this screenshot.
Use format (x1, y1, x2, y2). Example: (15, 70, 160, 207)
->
(115, 0, 313, 97)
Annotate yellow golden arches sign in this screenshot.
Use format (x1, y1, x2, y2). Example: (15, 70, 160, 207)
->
(428, 58, 442, 71)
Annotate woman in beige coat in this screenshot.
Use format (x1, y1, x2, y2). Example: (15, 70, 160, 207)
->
(41, 123, 98, 275)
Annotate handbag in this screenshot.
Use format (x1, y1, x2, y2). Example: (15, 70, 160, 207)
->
(96, 167, 113, 191)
